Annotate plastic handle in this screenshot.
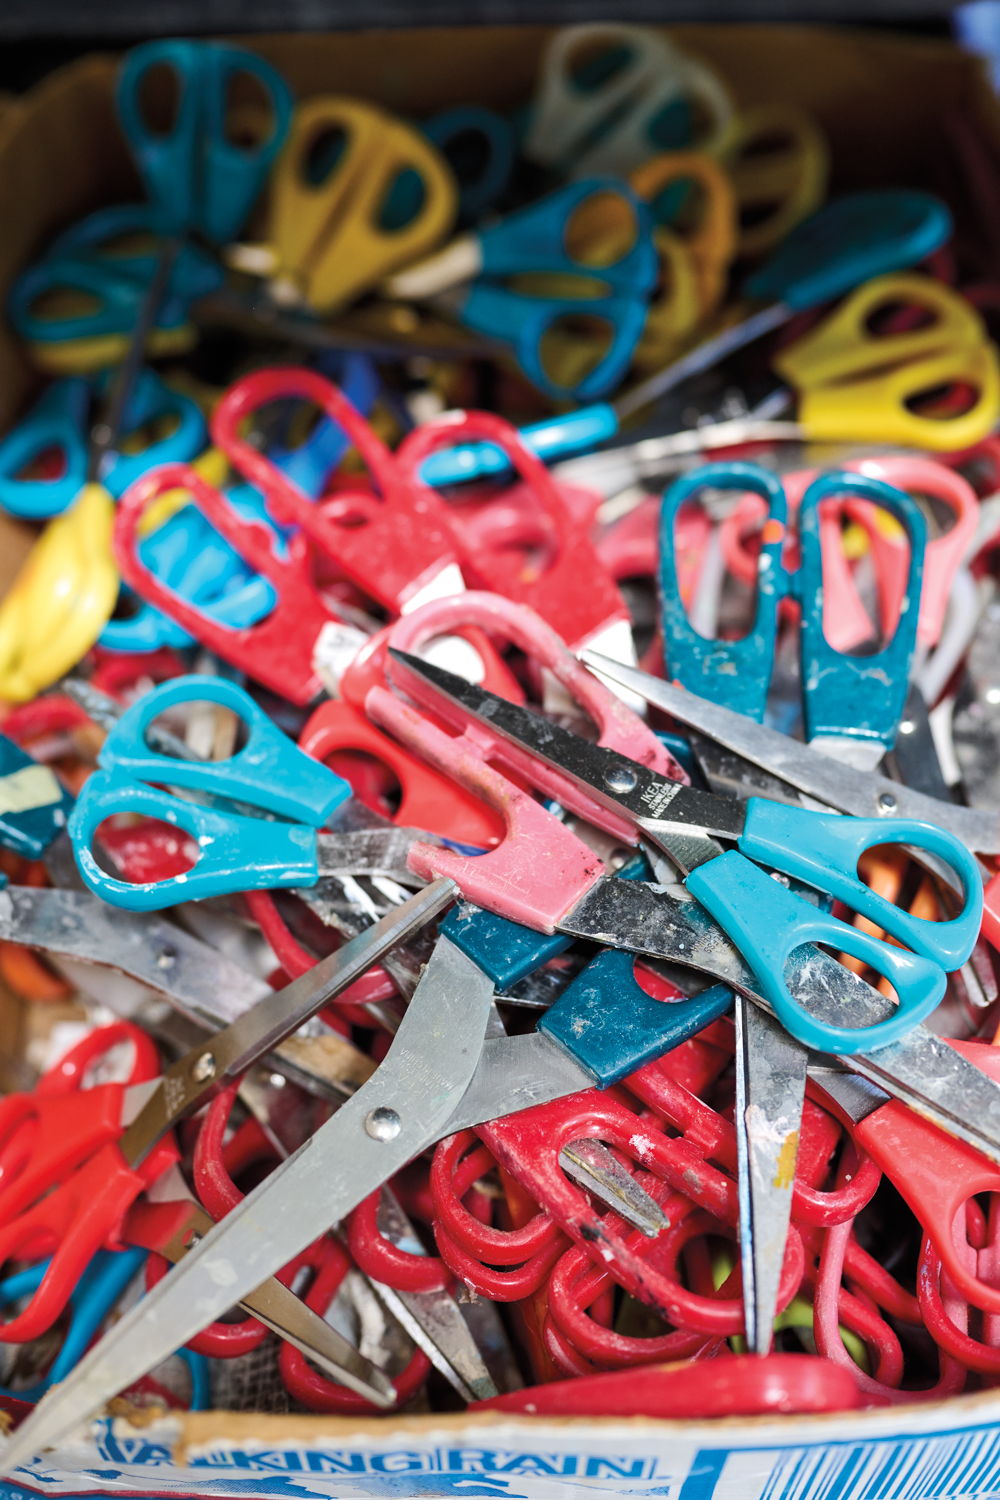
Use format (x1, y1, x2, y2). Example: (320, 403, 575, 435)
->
(744, 190, 953, 312)
(540, 947, 734, 1086)
(199, 44, 294, 244)
(424, 106, 515, 223)
(659, 460, 788, 723)
(441, 903, 572, 990)
(797, 470, 924, 752)
(70, 766, 319, 911)
(0, 378, 89, 519)
(103, 371, 208, 499)
(416, 402, 619, 488)
(98, 674, 350, 826)
(686, 850, 945, 1054)
(739, 797, 982, 971)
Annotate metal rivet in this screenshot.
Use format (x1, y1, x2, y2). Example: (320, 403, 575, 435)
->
(191, 1052, 216, 1084)
(365, 1106, 401, 1142)
(877, 792, 897, 814)
(604, 765, 637, 795)
(156, 945, 177, 969)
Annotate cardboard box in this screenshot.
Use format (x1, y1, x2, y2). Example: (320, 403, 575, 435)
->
(3, 23, 1000, 1497)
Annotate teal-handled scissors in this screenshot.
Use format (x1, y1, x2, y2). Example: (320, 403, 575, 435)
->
(384, 648, 982, 1056)
(658, 462, 926, 771)
(67, 675, 434, 911)
(115, 39, 294, 245)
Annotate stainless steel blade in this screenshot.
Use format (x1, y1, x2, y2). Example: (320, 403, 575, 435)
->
(1, 935, 494, 1471)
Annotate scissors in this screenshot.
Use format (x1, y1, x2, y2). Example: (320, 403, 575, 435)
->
(7, 205, 224, 375)
(0, 370, 206, 520)
(384, 178, 659, 400)
(716, 102, 830, 260)
(414, 190, 955, 486)
(521, 24, 733, 180)
(116, 40, 293, 245)
(379, 647, 982, 1056)
(226, 96, 457, 314)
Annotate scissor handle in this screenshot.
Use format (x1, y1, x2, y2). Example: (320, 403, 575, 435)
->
(0, 378, 89, 519)
(8, 256, 151, 346)
(738, 797, 982, 971)
(686, 850, 946, 1054)
(268, 352, 380, 498)
(522, 24, 673, 168)
(540, 947, 734, 1086)
(630, 152, 737, 316)
(717, 103, 829, 259)
(36, 1021, 160, 1096)
(116, 41, 292, 243)
(478, 177, 657, 290)
(797, 471, 924, 751)
(103, 370, 207, 499)
(268, 96, 457, 313)
(573, 54, 733, 177)
(97, 673, 348, 825)
(424, 106, 514, 223)
(659, 460, 788, 723)
(366, 686, 602, 932)
(70, 766, 319, 911)
(441, 901, 573, 992)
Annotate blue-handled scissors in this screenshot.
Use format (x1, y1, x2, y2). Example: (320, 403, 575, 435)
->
(414, 189, 953, 485)
(115, 40, 293, 246)
(7, 205, 225, 375)
(659, 462, 925, 771)
(423, 106, 515, 225)
(99, 350, 379, 656)
(387, 177, 659, 401)
(0, 369, 206, 519)
(384, 647, 983, 1056)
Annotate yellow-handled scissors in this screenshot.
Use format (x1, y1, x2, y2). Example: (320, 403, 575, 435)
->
(227, 97, 458, 315)
(716, 103, 829, 259)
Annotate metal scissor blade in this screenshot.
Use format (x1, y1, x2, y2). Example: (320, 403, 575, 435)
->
(315, 826, 440, 883)
(581, 652, 1000, 856)
(734, 999, 807, 1355)
(0, 936, 495, 1473)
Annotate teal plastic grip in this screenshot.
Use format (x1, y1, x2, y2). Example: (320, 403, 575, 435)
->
(69, 767, 319, 911)
(98, 675, 351, 826)
(417, 403, 619, 487)
(441, 903, 572, 989)
(686, 850, 946, 1053)
(797, 471, 925, 754)
(744, 191, 953, 312)
(659, 461, 788, 722)
(540, 947, 733, 1086)
(739, 797, 982, 972)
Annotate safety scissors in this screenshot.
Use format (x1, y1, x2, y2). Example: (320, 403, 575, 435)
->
(414, 190, 955, 486)
(66, 674, 442, 910)
(521, 24, 732, 180)
(0, 370, 206, 520)
(423, 106, 514, 225)
(384, 178, 659, 400)
(226, 96, 457, 314)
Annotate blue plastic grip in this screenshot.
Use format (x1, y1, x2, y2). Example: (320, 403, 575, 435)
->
(101, 370, 207, 498)
(441, 903, 572, 989)
(417, 402, 619, 487)
(70, 767, 320, 910)
(97, 675, 350, 825)
(424, 106, 515, 224)
(659, 461, 788, 722)
(740, 797, 982, 972)
(686, 850, 946, 1053)
(744, 191, 953, 312)
(540, 947, 733, 1086)
(0, 378, 90, 519)
(797, 470, 925, 753)
(0, 733, 74, 859)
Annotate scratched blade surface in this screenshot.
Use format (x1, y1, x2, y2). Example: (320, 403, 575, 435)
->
(0, 937, 495, 1471)
(581, 651, 1000, 856)
(734, 998, 806, 1355)
(560, 876, 1000, 1162)
(315, 827, 436, 883)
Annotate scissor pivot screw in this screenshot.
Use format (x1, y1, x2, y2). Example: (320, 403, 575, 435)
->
(191, 1052, 217, 1084)
(365, 1106, 401, 1142)
(877, 792, 898, 814)
(604, 766, 637, 794)
(156, 945, 177, 969)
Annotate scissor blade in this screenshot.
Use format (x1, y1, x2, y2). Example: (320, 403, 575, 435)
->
(581, 652, 1000, 857)
(734, 999, 806, 1355)
(387, 649, 746, 844)
(315, 826, 440, 882)
(0, 936, 495, 1473)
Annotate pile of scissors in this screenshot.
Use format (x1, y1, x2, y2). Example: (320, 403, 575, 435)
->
(7, 15, 1000, 1460)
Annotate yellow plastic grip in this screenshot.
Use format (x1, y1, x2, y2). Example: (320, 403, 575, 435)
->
(716, 103, 829, 259)
(265, 97, 458, 314)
